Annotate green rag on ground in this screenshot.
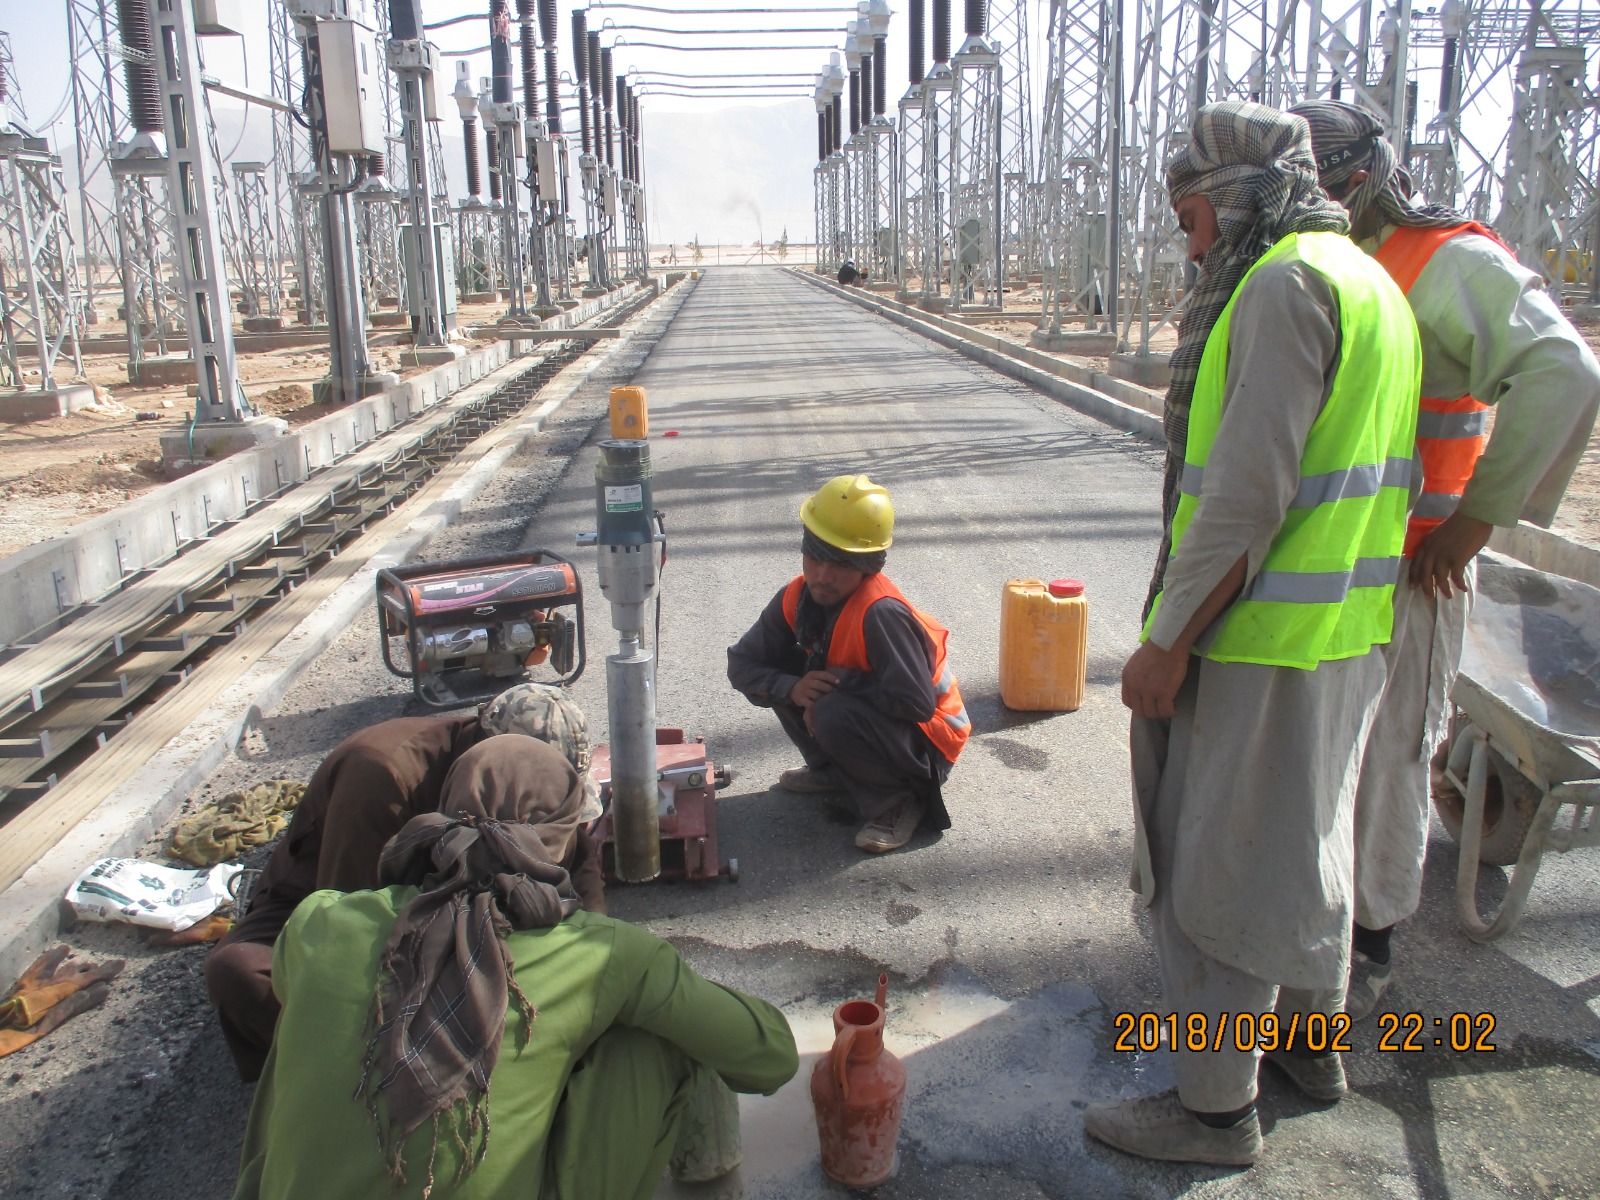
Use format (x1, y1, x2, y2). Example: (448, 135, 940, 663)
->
(168, 780, 307, 867)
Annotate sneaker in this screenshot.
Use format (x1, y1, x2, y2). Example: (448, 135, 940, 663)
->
(1082, 1089, 1262, 1166)
(854, 799, 924, 853)
(1263, 1049, 1347, 1102)
(776, 765, 842, 794)
(1344, 952, 1393, 1021)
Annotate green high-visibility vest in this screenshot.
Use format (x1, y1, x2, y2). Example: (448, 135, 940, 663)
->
(1146, 231, 1421, 669)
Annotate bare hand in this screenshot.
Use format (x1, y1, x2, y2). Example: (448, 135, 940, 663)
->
(1408, 513, 1493, 600)
(1121, 641, 1190, 719)
(790, 670, 841, 709)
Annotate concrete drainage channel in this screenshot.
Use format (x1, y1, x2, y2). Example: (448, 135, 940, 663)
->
(0, 277, 696, 987)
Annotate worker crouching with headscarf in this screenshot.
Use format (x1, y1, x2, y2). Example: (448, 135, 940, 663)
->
(1086, 102, 1420, 1166)
(206, 685, 608, 1082)
(1289, 98, 1600, 1019)
(728, 475, 970, 854)
(233, 734, 798, 1200)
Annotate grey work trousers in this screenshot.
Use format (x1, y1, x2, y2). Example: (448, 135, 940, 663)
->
(1135, 666, 1357, 1112)
(773, 691, 934, 823)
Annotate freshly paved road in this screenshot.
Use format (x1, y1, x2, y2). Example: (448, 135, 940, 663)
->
(542, 268, 1600, 1198)
(5, 266, 1596, 1199)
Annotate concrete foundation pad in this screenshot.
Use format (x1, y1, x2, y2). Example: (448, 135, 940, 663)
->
(582, 287, 608, 297)
(865, 281, 899, 293)
(0, 382, 97, 422)
(918, 295, 949, 314)
(159, 415, 290, 469)
(241, 316, 285, 333)
(1031, 330, 1118, 355)
(311, 371, 403, 405)
(128, 355, 197, 388)
(557, 299, 581, 311)
(400, 343, 469, 368)
(461, 291, 497, 304)
(1108, 350, 1174, 388)
(369, 312, 409, 328)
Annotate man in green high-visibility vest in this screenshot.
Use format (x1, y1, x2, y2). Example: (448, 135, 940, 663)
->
(1083, 102, 1421, 1167)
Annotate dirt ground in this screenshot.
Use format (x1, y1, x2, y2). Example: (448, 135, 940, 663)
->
(0, 299, 509, 560)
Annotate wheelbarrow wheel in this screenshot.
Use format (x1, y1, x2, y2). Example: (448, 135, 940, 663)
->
(1431, 743, 1541, 867)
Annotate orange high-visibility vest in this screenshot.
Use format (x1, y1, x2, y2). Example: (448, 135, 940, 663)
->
(1374, 223, 1505, 556)
(781, 574, 971, 763)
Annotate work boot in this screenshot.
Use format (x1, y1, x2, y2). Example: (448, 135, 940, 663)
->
(1263, 1049, 1347, 1102)
(855, 799, 924, 854)
(1343, 952, 1393, 1021)
(1082, 1089, 1262, 1166)
(776, 765, 842, 794)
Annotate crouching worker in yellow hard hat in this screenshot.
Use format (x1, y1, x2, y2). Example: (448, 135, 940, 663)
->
(727, 475, 970, 853)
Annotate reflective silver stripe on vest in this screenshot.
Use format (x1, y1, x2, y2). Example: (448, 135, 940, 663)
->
(1417, 408, 1489, 440)
(1291, 456, 1414, 508)
(1241, 556, 1402, 604)
(1412, 491, 1462, 520)
(935, 666, 954, 695)
(1183, 458, 1412, 508)
(943, 707, 971, 731)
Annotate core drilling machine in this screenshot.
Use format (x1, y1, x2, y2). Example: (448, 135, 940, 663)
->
(578, 439, 736, 884)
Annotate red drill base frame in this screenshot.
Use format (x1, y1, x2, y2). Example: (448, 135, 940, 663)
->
(591, 728, 737, 884)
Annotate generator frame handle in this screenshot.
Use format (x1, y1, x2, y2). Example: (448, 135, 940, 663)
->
(374, 548, 588, 696)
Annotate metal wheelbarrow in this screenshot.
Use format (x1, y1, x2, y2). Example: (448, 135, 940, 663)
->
(1433, 552, 1600, 942)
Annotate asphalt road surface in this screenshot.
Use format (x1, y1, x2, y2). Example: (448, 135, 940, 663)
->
(3, 267, 1597, 1199)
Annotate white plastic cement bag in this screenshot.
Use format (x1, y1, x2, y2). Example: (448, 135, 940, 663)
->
(65, 857, 241, 932)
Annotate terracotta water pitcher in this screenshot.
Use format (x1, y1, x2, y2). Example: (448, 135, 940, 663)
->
(810, 973, 906, 1187)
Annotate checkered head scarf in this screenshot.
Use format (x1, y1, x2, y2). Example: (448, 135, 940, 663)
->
(1290, 99, 1469, 231)
(357, 734, 582, 1193)
(1147, 101, 1351, 607)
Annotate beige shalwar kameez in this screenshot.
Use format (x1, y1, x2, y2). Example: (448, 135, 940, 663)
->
(1131, 253, 1391, 1111)
(1353, 228, 1600, 930)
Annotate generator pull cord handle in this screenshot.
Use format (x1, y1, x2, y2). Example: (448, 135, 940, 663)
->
(652, 510, 666, 687)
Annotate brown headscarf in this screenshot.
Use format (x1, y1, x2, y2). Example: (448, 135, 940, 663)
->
(356, 734, 584, 1193)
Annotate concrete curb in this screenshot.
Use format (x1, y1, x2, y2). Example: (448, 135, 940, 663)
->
(0, 279, 694, 989)
(790, 269, 1163, 442)
(0, 283, 644, 650)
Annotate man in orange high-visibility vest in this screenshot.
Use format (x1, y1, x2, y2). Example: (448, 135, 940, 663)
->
(1294, 99, 1600, 1018)
(727, 475, 970, 854)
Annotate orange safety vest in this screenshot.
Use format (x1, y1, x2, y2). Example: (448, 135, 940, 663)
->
(1373, 222, 1505, 556)
(781, 574, 971, 763)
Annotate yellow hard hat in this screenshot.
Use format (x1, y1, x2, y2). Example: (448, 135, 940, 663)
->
(800, 475, 895, 553)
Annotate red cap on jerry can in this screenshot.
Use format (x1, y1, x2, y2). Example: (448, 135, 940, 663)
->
(1048, 579, 1085, 597)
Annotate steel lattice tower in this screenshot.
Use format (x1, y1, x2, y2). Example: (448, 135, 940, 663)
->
(1034, 0, 1116, 345)
(231, 162, 283, 321)
(988, 0, 1033, 281)
(0, 132, 87, 393)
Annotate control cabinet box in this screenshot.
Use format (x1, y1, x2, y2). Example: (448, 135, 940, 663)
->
(319, 18, 386, 156)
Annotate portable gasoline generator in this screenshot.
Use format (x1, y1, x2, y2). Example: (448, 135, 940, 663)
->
(376, 549, 586, 709)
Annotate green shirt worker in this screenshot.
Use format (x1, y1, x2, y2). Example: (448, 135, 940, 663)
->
(233, 734, 798, 1200)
